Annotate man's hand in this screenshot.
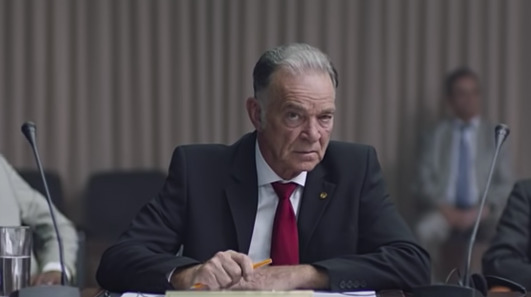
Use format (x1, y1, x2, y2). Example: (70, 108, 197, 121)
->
(440, 204, 490, 231)
(479, 206, 490, 221)
(231, 265, 328, 290)
(170, 250, 254, 290)
(440, 204, 462, 227)
(31, 271, 62, 286)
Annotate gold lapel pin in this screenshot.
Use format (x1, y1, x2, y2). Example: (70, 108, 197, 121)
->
(319, 192, 328, 199)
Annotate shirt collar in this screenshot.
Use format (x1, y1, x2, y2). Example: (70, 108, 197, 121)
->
(255, 141, 307, 187)
(454, 116, 480, 129)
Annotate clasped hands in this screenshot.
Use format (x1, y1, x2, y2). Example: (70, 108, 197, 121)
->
(170, 250, 328, 291)
(439, 204, 490, 231)
(31, 271, 62, 286)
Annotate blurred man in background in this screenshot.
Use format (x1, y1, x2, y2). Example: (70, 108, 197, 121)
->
(0, 154, 78, 285)
(415, 67, 513, 280)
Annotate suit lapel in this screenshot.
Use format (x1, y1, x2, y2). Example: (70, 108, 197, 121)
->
(297, 163, 336, 258)
(225, 133, 259, 254)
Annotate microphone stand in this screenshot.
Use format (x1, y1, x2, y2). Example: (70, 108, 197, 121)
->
(12, 122, 80, 297)
(462, 125, 509, 288)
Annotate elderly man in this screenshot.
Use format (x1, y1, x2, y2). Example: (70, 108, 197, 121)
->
(0, 154, 78, 285)
(415, 68, 513, 278)
(97, 43, 430, 293)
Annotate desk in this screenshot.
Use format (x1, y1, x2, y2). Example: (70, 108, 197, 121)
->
(82, 288, 105, 297)
(81, 289, 528, 297)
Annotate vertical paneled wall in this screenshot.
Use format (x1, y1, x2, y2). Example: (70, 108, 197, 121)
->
(1, 0, 530, 220)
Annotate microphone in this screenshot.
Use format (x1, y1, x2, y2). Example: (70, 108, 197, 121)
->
(15, 122, 80, 297)
(412, 123, 513, 297)
(462, 123, 509, 287)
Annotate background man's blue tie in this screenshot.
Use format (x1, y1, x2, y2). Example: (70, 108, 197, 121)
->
(455, 124, 473, 209)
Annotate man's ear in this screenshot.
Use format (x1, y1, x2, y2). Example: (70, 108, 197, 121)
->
(246, 97, 263, 131)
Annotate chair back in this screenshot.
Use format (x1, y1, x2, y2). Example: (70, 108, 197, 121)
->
(84, 170, 166, 240)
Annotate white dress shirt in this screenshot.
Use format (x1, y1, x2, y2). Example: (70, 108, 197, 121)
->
(445, 117, 480, 205)
(247, 141, 307, 262)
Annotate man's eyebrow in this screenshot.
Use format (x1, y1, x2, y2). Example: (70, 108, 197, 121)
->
(282, 103, 305, 110)
(321, 108, 336, 113)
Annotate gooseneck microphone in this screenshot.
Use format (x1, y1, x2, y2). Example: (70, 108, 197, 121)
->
(21, 122, 68, 286)
(462, 123, 510, 288)
(16, 122, 80, 297)
(412, 123, 516, 297)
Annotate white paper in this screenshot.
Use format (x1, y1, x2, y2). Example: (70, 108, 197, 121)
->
(121, 293, 164, 297)
(120, 291, 376, 297)
(314, 291, 376, 297)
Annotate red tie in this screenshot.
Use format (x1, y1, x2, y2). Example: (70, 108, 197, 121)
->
(270, 181, 299, 265)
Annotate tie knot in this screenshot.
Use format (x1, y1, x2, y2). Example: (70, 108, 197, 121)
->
(460, 123, 471, 132)
(271, 182, 298, 201)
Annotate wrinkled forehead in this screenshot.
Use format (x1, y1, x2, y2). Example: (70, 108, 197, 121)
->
(269, 68, 336, 92)
(266, 69, 336, 108)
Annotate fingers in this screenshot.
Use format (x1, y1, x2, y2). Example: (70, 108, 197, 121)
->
(193, 250, 254, 289)
(219, 257, 243, 286)
(32, 271, 62, 286)
(30, 275, 37, 286)
(32, 274, 47, 286)
(228, 251, 254, 281)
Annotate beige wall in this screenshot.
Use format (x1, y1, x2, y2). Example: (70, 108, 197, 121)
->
(1, 0, 530, 222)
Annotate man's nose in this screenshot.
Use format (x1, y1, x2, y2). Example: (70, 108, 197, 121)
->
(301, 118, 321, 142)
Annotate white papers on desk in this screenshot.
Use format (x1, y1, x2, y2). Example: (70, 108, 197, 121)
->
(165, 292, 313, 297)
(121, 291, 376, 297)
(314, 291, 376, 297)
(121, 293, 163, 297)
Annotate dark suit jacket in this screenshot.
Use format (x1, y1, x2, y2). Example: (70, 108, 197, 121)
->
(96, 132, 430, 293)
(483, 179, 531, 289)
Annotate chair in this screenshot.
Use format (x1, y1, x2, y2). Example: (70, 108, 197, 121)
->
(83, 170, 166, 240)
(18, 169, 66, 212)
(82, 170, 166, 287)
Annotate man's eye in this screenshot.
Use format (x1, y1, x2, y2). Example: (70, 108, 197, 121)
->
(319, 114, 333, 122)
(287, 112, 300, 120)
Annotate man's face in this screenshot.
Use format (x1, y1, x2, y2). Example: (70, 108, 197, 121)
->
(249, 70, 336, 180)
(448, 75, 481, 121)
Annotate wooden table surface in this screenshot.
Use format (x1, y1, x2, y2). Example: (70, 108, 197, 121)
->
(82, 287, 105, 297)
(81, 288, 528, 297)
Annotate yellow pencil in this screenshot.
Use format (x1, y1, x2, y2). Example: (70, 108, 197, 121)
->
(190, 258, 272, 289)
(252, 258, 272, 269)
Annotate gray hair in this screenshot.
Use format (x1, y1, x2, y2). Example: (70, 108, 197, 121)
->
(252, 43, 338, 101)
